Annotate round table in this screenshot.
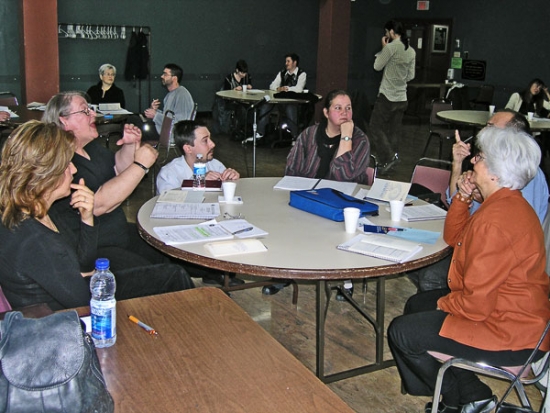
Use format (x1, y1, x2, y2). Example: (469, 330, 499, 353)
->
(137, 177, 451, 382)
(137, 178, 450, 280)
(437, 109, 550, 132)
(216, 89, 313, 105)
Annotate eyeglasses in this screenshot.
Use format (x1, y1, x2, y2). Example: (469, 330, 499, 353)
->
(160, 72, 172, 78)
(474, 153, 486, 162)
(64, 106, 94, 117)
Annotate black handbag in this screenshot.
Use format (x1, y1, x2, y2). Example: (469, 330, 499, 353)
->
(0, 311, 114, 413)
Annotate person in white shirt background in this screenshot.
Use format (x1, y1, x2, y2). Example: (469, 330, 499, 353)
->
(156, 120, 239, 194)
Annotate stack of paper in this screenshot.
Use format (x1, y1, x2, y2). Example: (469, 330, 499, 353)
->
(400, 204, 447, 221)
(338, 233, 423, 263)
(364, 178, 411, 203)
(150, 202, 220, 219)
(273, 176, 357, 195)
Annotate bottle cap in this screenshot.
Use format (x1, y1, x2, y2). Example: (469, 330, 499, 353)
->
(95, 258, 110, 270)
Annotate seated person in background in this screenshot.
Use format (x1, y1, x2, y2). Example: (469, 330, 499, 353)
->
(286, 89, 371, 183)
(143, 63, 194, 140)
(408, 110, 549, 292)
(224, 59, 252, 91)
(0, 121, 193, 311)
(156, 120, 240, 194)
(86, 63, 126, 107)
(213, 59, 252, 136)
(265, 89, 371, 297)
(256, 53, 307, 140)
(505, 78, 550, 118)
(389, 126, 550, 413)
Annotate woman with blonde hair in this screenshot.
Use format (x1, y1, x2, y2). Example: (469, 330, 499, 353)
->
(0, 121, 193, 311)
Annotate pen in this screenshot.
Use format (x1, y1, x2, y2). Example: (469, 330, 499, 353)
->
(463, 135, 474, 143)
(128, 315, 158, 336)
(363, 225, 405, 234)
(232, 227, 253, 235)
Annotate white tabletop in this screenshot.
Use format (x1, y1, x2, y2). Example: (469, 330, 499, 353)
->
(137, 178, 450, 280)
(437, 109, 550, 132)
(216, 89, 312, 105)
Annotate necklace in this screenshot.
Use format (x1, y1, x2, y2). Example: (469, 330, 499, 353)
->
(36, 215, 59, 233)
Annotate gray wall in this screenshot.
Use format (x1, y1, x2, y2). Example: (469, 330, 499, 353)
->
(56, 0, 319, 113)
(0, 1, 23, 101)
(1, 1, 548, 111)
(348, 0, 550, 108)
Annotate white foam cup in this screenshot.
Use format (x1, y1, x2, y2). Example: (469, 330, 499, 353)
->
(343, 207, 361, 234)
(390, 200, 405, 222)
(222, 181, 237, 202)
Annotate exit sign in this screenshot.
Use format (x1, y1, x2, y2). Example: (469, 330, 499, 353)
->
(417, 1, 430, 10)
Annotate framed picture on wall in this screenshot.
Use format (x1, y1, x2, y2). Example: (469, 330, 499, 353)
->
(431, 25, 448, 53)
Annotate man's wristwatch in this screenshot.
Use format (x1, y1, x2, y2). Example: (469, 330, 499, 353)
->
(341, 136, 351, 141)
(133, 161, 150, 174)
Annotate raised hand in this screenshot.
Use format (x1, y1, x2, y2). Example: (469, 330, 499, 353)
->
(70, 178, 95, 225)
(116, 124, 142, 146)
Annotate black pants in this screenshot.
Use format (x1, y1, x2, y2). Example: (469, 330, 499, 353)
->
(369, 93, 408, 164)
(387, 290, 536, 406)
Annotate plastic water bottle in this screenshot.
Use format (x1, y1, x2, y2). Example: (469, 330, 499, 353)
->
(90, 258, 116, 348)
(193, 154, 206, 189)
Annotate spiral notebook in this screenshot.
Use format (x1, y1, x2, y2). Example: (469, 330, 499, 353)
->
(337, 233, 423, 263)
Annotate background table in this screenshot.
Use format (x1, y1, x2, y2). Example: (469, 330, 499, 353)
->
(216, 89, 312, 105)
(437, 109, 550, 132)
(137, 178, 451, 382)
(90, 288, 353, 412)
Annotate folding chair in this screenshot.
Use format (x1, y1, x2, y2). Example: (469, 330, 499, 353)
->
(0, 92, 18, 107)
(421, 99, 454, 159)
(143, 110, 175, 195)
(430, 320, 550, 413)
(470, 84, 495, 111)
(366, 154, 378, 186)
(410, 158, 452, 208)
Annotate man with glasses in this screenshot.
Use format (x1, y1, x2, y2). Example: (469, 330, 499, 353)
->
(142, 63, 194, 139)
(408, 109, 549, 293)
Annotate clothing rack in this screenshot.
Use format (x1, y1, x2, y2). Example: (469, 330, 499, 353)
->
(58, 24, 151, 41)
(58, 24, 152, 112)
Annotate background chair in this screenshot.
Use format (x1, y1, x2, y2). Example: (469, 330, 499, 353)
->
(190, 102, 198, 121)
(0, 287, 12, 313)
(366, 154, 378, 186)
(429, 320, 550, 413)
(410, 158, 452, 208)
(143, 110, 175, 195)
(0, 92, 18, 106)
(470, 84, 495, 111)
(421, 99, 454, 159)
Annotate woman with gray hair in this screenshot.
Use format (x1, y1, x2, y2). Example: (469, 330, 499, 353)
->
(388, 127, 550, 413)
(86, 63, 126, 107)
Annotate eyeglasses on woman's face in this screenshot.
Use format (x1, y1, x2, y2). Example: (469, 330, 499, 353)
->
(65, 105, 95, 117)
(473, 153, 486, 163)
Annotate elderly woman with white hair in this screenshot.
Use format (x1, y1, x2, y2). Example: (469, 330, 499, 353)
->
(86, 63, 126, 107)
(388, 127, 550, 413)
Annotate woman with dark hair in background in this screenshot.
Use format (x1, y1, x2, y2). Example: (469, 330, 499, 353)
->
(369, 19, 416, 173)
(506, 78, 550, 118)
(285, 89, 371, 183)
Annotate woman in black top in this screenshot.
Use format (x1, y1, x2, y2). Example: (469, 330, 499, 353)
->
(86, 63, 126, 107)
(0, 121, 193, 310)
